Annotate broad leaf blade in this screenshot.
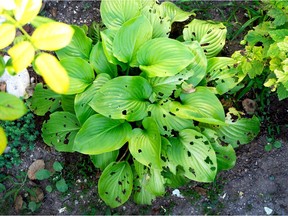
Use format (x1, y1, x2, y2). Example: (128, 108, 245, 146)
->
(202, 127, 236, 171)
(100, 0, 140, 30)
(75, 73, 111, 125)
(207, 57, 245, 95)
(160, 2, 194, 23)
(211, 114, 260, 148)
(73, 114, 132, 155)
(31, 22, 74, 51)
(0, 92, 27, 120)
(168, 129, 217, 182)
(60, 57, 95, 94)
(138, 38, 194, 77)
(0, 126, 7, 155)
(129, 117, 161, 169)
(34, 53, 69, 94)
(98, 162, 133, 208)
(42, 112, 80, 152)
(90, 42, 117, 78)
(183, 19, 227, 58)
(113, 15, 153, 67)
(148, 101, 193, 136)
(0, 23, 16, 49)
(90, 150, 119, 171)
(56, 26, 92, 61)
(170, 87, 225, 125)
(14, 0, 42, 24)
(28, 83, 61, 116)
(90, 76, 152, 121)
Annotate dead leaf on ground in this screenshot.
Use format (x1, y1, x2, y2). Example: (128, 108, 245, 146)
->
(30, 187, 44, 203)
(194, 186, 208, 196)
(242, 98, 257, 114)
(14, 195, 23, 213)
(28, 160, 45, 180)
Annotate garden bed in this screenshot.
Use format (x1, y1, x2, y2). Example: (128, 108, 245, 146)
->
(0, 1, 288, 215)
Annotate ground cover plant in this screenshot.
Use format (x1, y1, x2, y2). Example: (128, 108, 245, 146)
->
(27, 0, 260, 208)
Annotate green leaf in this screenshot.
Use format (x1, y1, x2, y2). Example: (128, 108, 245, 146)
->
(147, 69, 195, 99)
(163, 167, 189, 188)
(160, 2, 194, 23)
(201, 127, 236, 171)
(138, 38, 194, 77)
(28, 201, 37, 212)
(0, 183, 6, 193)
(268, 8, 287, 26)
(35, 169, 51, 180)
(170, 87, 225, 125)
(90, 150, 119, 171)
(0, 56, 5, 77)
(168, 129, 217, 182)
(73, 114, 132, 155)
(211, 113, 260, 148)
(207, 57, 245, 95)
(60, 57, 95, 94)
(100, 0, 140, 30)
(0, 92, 27, 121)
(145, 168, 165, 196)
(98, 162, 133, 208)
(148, 100, 193, 136)
(269, 29, 288, 42)
(53, 161, 63, 172)
(132, 160, 156, 205)
(56, 26, 92, 61)
(90, 42, 117, 78)
(45, 185, 53, 193)
(277, 83, 288, 100)
(61, 94, 75, 114)
(184, 41, 207, 87)
(113, 15, 153, 67)
(42, 112, 80, 152)
(56, 178, 68, 192)
(183, 19, 227, 58)
(28, 83, 61, 116)
(129, 117, 161, 169)
(75, 73, 111, 125)
(90, 76, 152, 121)
(141, 4, 171, 38)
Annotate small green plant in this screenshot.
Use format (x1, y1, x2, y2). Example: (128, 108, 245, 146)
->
(30, 0, 260, 208)
(0, 111, 39, 169)
(35, 161, 68, 193)
(0, 171, 42, 214)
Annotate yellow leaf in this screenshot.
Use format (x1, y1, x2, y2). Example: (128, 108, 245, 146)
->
(14, 0, 42, 24)
(0, 0, 16, 11)
(7, 41, 35, 73)
(31, 22, 74, 51)
(0, 126, 7, 155)
(34, 53, 69, 94)
(0, 23, 16, 49)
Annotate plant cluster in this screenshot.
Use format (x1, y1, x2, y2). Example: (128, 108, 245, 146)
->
(29, 0, 260, 208)
(232, 0, 288, 100)
(0, 111, 38, 169)
(0, 0, 74, 154)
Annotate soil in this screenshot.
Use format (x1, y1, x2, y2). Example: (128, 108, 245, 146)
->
(1, 1, 288, 215)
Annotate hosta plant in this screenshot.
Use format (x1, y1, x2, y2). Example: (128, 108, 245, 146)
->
(30, 0, 260, 208)
(0, 0, 74, 154)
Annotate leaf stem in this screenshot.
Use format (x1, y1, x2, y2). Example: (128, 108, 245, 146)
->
(118, 147, 130, 162)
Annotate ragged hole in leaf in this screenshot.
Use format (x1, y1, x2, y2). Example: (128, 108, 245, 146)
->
(110, 171, 116, 176)
(118, 181, 122, 186)
(195, 135, 203, 139)
(190, 141, 194, 145)
(138, 149, 142, 153)
(187, 151, 191, 157)
(105, 192, 109, 194)
(189, 167, 196, 177)
(204, 156, 213, 165)
(210, 166, 216, 171)
(201, 43, 210, 47)
(115, 196, 122, 203)
(204, 141, 209, 145)
(161, 156, 167, 162)
(122, 189, 126, 195)
(122, 110, 127, 115)
(207, 29, 212, 34)
(163, 126, 168, 131)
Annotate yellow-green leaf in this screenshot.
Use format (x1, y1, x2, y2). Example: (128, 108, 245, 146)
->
(34, 53, 69, 94)
(0, 92, 27, 120)
(0, 126, 7, 155)
(31, 22, 74, 51)
(7, 41, 35, 73)
(0, 23, 16, 49)
(14, 0, 42, 24)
